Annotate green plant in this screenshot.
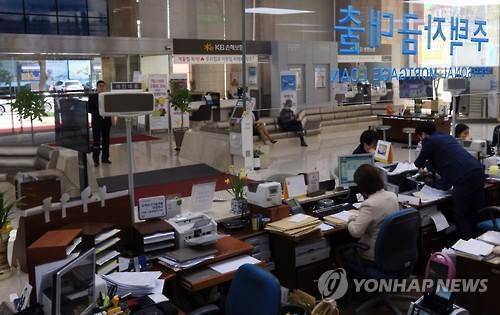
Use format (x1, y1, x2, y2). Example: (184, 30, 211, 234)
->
(0, 192, 17, 239)
(224, 165, 247, 200)
(0, 67, 12, 86)
(11, 89, 49, 144)
(253, 148, 264, 158)
(169, 81, 191, 129)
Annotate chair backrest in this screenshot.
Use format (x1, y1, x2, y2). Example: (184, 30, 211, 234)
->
(34, 145, 59, 170)
(492, 124, 500, 147)
(225, 264, 281, 315)
(374, 208, 420, 275)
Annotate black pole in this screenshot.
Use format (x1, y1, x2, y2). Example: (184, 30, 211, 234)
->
(242, 0, 246, 110)
(78, 151, 89, 192)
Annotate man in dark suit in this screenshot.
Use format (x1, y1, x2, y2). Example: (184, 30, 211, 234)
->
(88, 80, 111, 166)
(353, 129, 379, 155)
(414, 121, 485, 238)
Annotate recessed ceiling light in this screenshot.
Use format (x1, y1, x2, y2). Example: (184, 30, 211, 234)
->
(245, 7, 314, 15)
(404, 0, 500, 6)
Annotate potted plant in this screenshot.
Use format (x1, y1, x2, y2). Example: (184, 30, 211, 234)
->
(11, 89, 49, 144)
(253, 147, 264, 170)
(224, 165, 248, 215)
(169, 81, 192, 151)
(0, 192, 17, 280)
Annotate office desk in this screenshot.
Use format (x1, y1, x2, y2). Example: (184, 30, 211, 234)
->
(378, 115, 451, 143)
(298, 189, 350, 205)
(456, 254, 500, 314)
(180, 190, 240, 223)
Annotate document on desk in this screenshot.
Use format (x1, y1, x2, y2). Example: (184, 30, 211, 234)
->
(319, 223, 334, 232)
(331, 210, 355, 222)
(191, 181, 216, 212)
(397, 194, 420, 206)
(413, 185, 449, 202)
(209, 255, 260, 274)
(388, 162, 418, 175)
(285, 175, 307, 199)
(429, 211, 449, 232)
(452, 239, 495, 257)
(478, 231, 500, 246)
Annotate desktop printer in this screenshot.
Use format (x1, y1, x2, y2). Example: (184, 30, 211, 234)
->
(167, 213, 219, 248)
(463, 140, 488, 158)
(246, 181, 282, 208)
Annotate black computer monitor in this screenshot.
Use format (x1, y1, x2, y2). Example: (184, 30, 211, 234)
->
(52, 249, 96, 315)
(54, 98, 91, 153)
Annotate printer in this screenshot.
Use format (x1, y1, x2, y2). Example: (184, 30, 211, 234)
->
(167, 213, 219, 248)
(463, 139, 488, 158)
(246, 181, 282, 208)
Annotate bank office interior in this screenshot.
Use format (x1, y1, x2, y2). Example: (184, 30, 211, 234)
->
(0, 0, 500, 315)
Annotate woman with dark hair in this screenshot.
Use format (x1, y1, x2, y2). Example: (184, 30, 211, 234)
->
(454, 123, 469, 141)
(346, 164, 399, 261)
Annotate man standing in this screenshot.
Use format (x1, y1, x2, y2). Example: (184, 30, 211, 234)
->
(414, 121, 484, 239)
(88, 80, 111, 166)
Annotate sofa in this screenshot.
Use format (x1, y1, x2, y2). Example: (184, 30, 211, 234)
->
(0, 145, 59, 183)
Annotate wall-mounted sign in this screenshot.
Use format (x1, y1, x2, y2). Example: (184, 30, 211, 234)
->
(148, 74, 169, 131)
(173, 38, 271, 55)
(280, 71, 297, 111)
(173, 54, 258, 64)
(111, 82, 142, 91)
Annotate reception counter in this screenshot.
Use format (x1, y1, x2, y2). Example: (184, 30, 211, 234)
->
(378, 115, 451, 143)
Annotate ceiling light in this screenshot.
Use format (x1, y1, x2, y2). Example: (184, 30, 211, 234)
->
(245, 7, 314, 15)
(404, 0, 500, 6)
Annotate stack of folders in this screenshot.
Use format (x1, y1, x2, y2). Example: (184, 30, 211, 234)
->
(101, 271, 164, 297)
(143, 231, 176, 261)
(265, 214, 321, 239)
(323, 210, 358, 227)
(94, 228, 121, 275)
(157, 247, 218, 272)
(452, 238, 495, 261)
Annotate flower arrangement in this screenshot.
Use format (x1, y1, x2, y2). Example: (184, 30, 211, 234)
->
(0, 192, 17, 239)
(253, 147, 264, 159)
(224, 165, 247, 200)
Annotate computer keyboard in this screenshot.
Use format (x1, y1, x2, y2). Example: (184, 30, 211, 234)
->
(312, 203, 353, 218)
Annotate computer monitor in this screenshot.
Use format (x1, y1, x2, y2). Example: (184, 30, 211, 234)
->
(338, 154, 374, 187)
(53, 249, 96, 315)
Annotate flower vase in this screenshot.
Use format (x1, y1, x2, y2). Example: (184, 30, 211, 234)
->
(231, 198, 248, 216)
(0, 233, 11, 280)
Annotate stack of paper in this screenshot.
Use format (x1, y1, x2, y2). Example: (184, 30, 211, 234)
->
(209, 255, 261, 274)
(265, 214, 321, 239)
(413, 185, 450, 203)
(157, 247, 218, 271)
(478, 231, 500, 246)
(387, 162, 418, 175)
(452, 239, 495, 260)
(323, 210, 358, 227)
(101, 272, 164, 296)
(94, 228, 121, 275)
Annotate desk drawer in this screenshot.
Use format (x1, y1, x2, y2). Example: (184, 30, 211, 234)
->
(296, 247, 331, 268)
(295, 239, 328, 256)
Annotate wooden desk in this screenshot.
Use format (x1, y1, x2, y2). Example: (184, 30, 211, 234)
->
(378, 115, 451, 143)
(456, 254, 500, 314)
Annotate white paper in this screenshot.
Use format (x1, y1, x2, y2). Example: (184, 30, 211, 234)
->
(388, 162, 418, 175)
(429, 211, 449, 232)
(478, 231, 500, 246)
(288, 213, 308, 223)
(65, 236, 82, 255)
(353, 202, 363, 209)
(139, 196, 167, 220)
(285, 175, 307, 198)
(398, 194, 421, 206)
(98, 186, 107, 207)
(356, 193, 364, 202)
(148, 293, 169, 303)
(95, 229, 121, 245)
(331, 211, 354, 222)
(319, 223, 334, 232)
(42, 197, 52, 223)
(96, 237, 120, 254)
(209, 255, 260, 274)
(452, 239, 494, 257)
(414, 185, 449, 202)
(102, 271, 161, 288)
(191, 182, 216, 212)
(96, 250, 120, 266)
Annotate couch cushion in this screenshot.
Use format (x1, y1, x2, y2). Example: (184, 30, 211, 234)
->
(303, 108, 321, 115)
(321, 113, 336, 121)
(320, 107, 335, 114)
(0, 157, 35, 168)
(0, 146, 38, 156)
(335, 112, 348, 119)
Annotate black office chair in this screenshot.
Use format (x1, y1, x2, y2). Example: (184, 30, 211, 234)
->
(339, 208, 420, 315)
(492, 124, 500, 147)
(190, 104, 212, 122)
(477, 206, 500, 232)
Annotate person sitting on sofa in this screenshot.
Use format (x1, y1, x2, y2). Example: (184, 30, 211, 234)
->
(278, 100, 308, 147)
(252, 111, 277, 145)
(353, 129, 379, 154)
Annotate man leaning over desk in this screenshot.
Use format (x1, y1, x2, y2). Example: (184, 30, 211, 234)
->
(413, 121, 485, 239)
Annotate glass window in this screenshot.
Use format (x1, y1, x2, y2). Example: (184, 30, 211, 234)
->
(58, 0, 87, 17)
(24, 0, 57, 14)
(0, 13, 24, 33)
(26, 15, 57, 34)
(88, 0, 108, 18)
(0, 0, 24, 13)
(88, 18, 108, 36)
(58, 16, 89, 35)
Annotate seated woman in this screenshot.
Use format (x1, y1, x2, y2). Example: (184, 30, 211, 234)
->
(278, 100, 308, 147)
(347, 164, 399, 261)
(353, 129, 379, 154)
(455, 123, 470, 141)
(252, 111, 277, 145)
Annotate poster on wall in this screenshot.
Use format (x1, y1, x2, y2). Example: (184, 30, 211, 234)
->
(248, 66, 257, 86)
(288, 66, 303, 91)
(148, 74, 170, 131)
(169, 73, 190, 129)
(280, 71, 297, 111)
(314, 66, 327, 88)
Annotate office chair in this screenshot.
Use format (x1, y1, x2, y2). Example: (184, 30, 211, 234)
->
(477, 206, 500, 232)
(339, 208, 420, 315)
(492, 124, 500, 147)
(190, 264, 281, 315)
